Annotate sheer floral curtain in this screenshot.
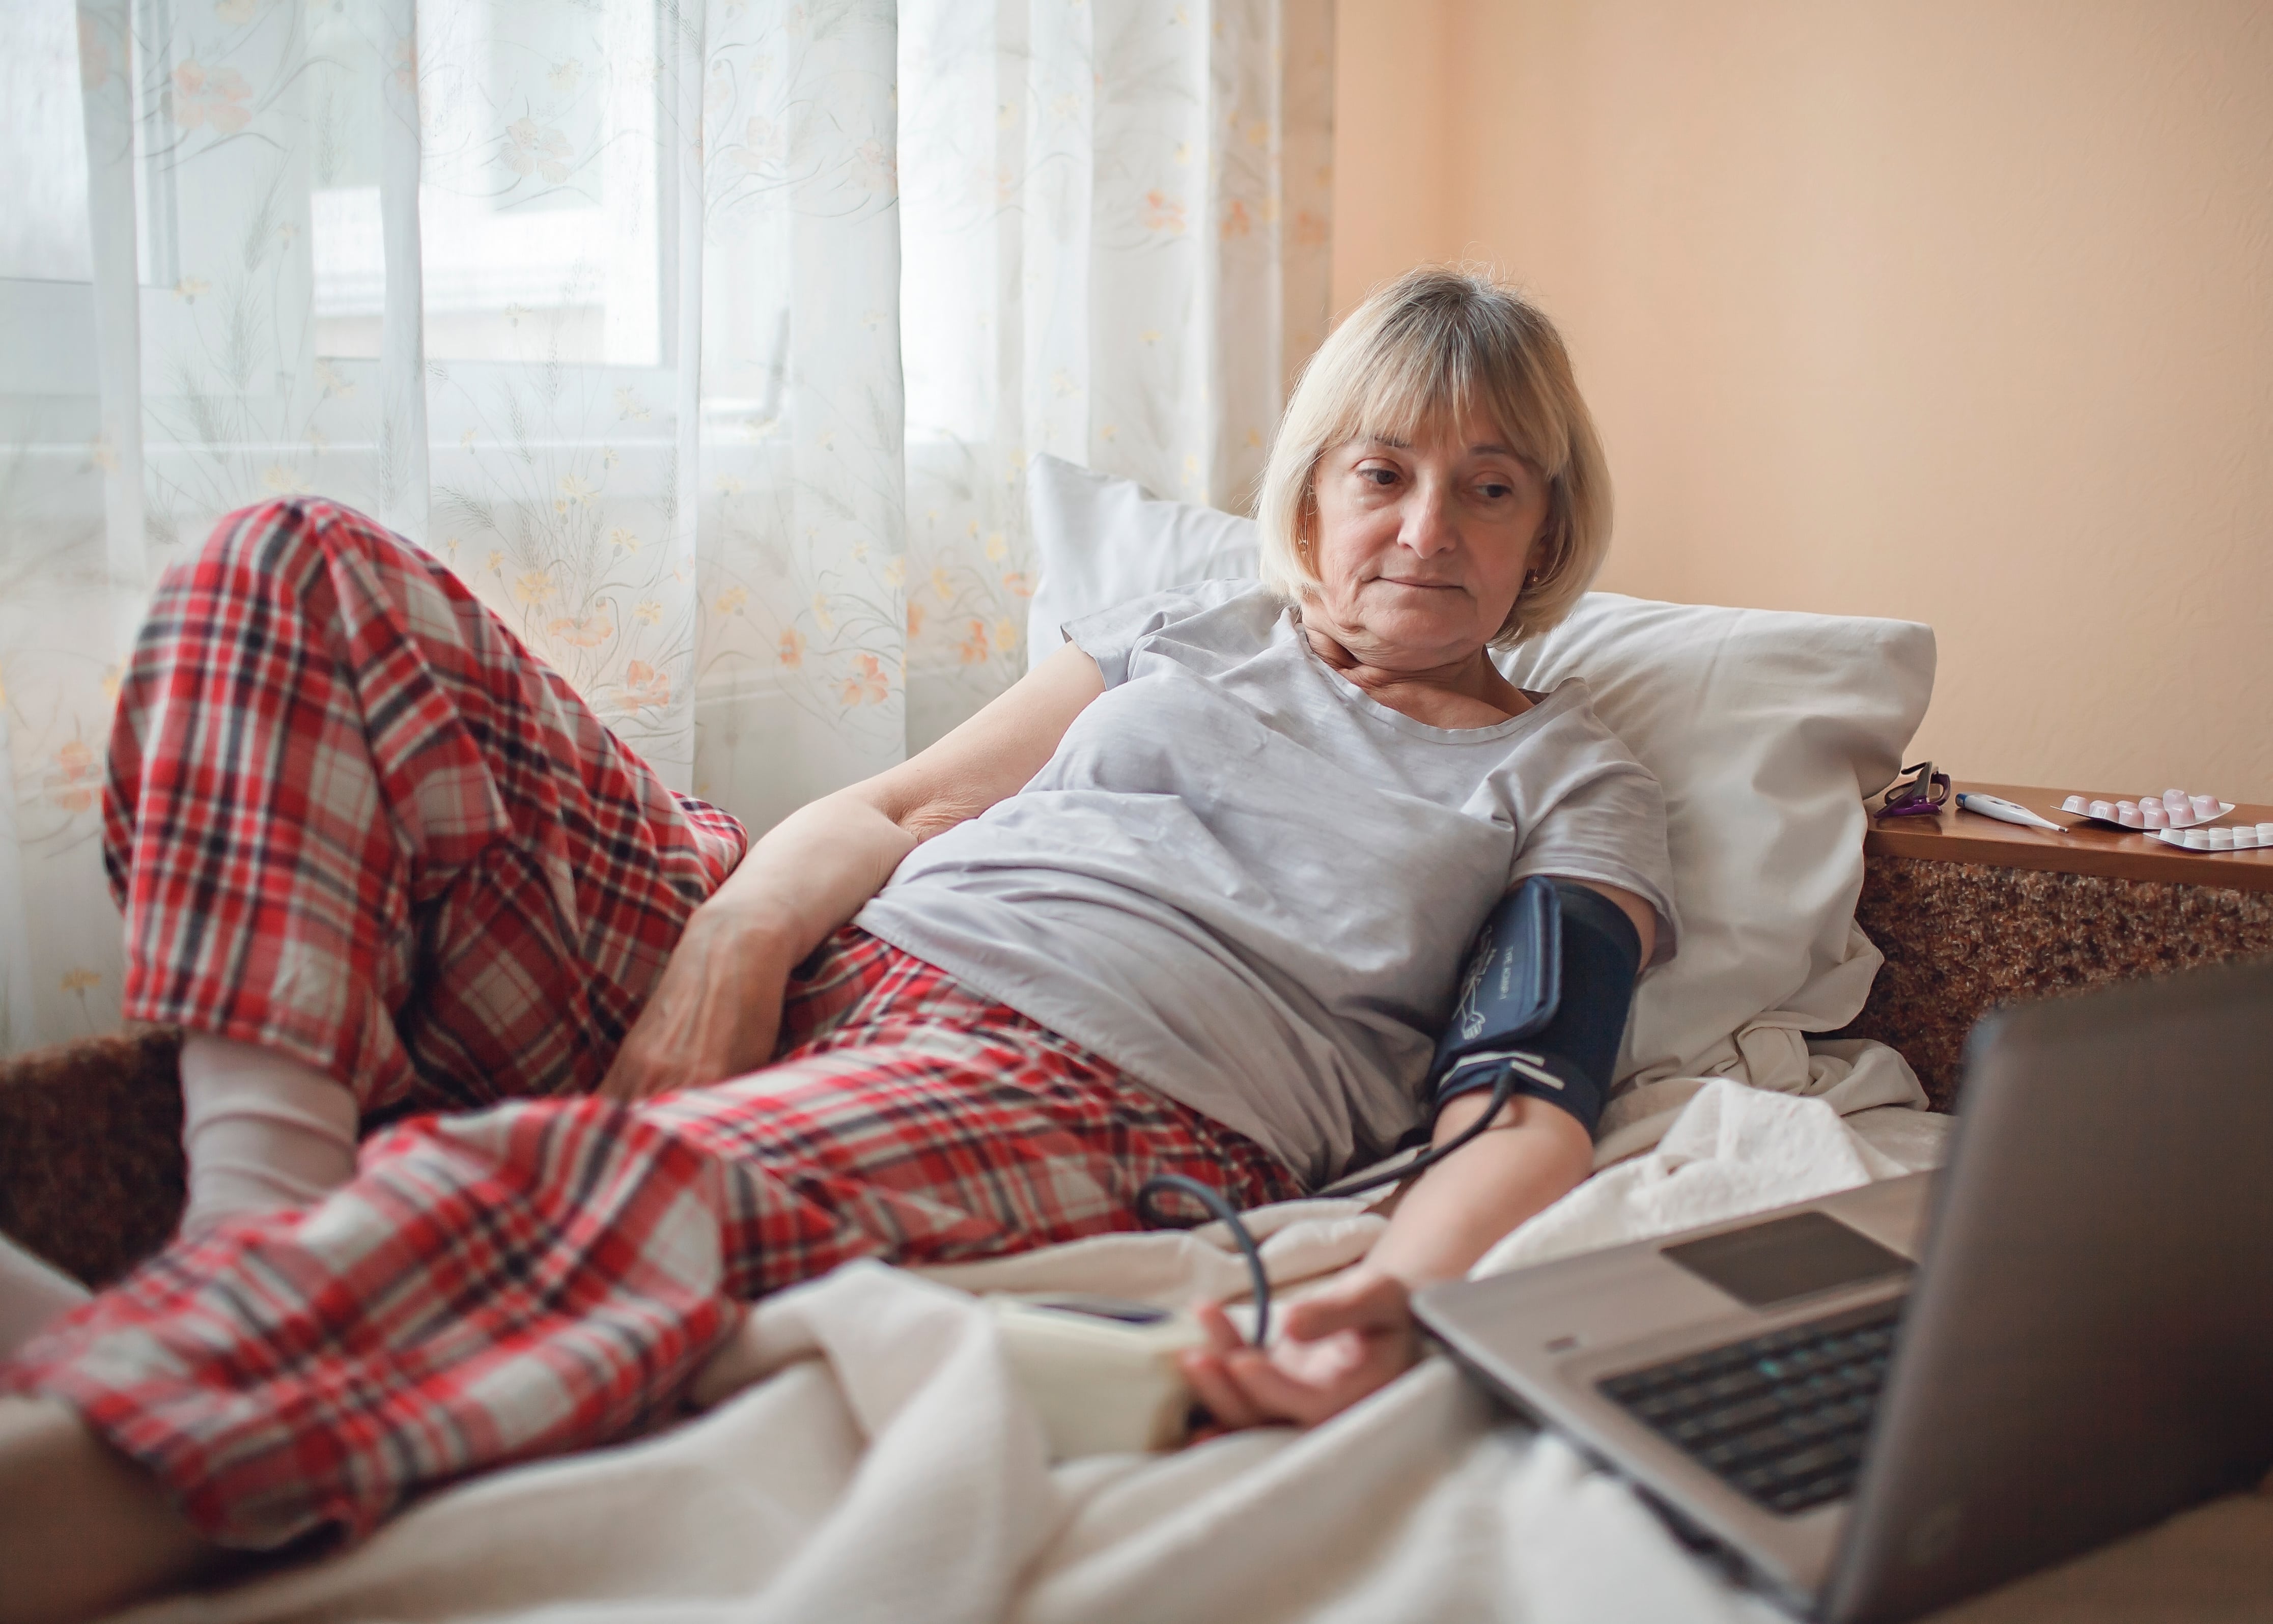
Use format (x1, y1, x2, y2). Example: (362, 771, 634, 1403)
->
(0, 0, 1332, 1058)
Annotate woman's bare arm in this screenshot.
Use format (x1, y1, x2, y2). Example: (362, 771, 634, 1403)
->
(1355, 879, 1655, 1282)
(1180, 881, 1656, 1427)
(600, 641, 1107, 1099)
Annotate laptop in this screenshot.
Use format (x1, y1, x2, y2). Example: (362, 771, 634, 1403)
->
(1413, 956, 2273, 1623)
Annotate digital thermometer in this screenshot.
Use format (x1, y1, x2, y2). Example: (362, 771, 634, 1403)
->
(1954, 792, 2068, 833)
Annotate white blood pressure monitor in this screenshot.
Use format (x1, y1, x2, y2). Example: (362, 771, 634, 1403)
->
(987, 1293, 1209, 1459)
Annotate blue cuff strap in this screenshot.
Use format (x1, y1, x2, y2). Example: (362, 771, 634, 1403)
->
(1426, 878, 1641, 1138)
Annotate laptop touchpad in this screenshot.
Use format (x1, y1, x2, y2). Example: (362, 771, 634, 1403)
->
(1660, 1211, 1914, 1310)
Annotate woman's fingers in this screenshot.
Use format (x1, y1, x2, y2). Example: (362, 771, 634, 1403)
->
(1174, 1271, 1428, 1439)
(1180, 1349, 1269, 1431)
(596, 1023, 688, 1101)
(1184, 1301, 1333, 1429)
(596, 1034, 651, 1100)
(597, 1047, 674, 1102)
(596, 920, 787, 1102)
(599, 1030, 721, 1102)
(594, 1057, 643, 1102)
(1184, 1301, 1294, 1432)
(1209, 1336, 1392, 1427)
(1192, 1299, 1246, 1355)
(1226, 1346, 1348, 1425)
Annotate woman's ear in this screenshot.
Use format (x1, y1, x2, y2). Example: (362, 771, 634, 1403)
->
(1520, 507, 1566, 597)
(1502, 518, 1562, 643)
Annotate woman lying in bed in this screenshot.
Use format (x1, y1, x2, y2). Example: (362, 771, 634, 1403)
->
(0, 265, 1674, 1622)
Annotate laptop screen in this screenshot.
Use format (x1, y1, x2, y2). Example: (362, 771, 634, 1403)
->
(1660, 1211, 1914, 1310)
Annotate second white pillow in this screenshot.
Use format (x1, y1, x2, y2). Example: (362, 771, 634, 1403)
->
(1025, 454, 1258, 669)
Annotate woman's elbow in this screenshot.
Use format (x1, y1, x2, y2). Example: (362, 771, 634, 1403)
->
(835, 777, 975, 850)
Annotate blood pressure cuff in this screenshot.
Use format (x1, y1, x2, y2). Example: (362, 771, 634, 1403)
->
(1426, 876, 1643, 1137)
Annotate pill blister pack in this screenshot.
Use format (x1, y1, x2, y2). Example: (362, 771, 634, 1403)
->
(2060, 788, 2235, 831)
(2155, 822, 2273, 853)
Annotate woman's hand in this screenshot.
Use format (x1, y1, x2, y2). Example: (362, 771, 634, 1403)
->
(597, 645, 1110, 1105)
(597, 906, 795, 1102)
(1177, 1267, 1421, 1431)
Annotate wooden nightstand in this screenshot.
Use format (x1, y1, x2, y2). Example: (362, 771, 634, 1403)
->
(1834, 782, 2273, 1110)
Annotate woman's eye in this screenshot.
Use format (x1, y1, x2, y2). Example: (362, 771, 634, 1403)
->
(1360, 467, 1398, 487)
(1477, 481, 1512, 499)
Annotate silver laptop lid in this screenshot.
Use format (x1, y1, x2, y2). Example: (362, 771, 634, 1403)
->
(1821, 956, 2273, 1622)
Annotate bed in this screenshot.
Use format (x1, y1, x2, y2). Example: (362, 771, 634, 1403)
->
(5, 464, 2266, 1621)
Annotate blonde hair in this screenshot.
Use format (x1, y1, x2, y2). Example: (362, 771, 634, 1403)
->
(1256, 265, 1611, 649)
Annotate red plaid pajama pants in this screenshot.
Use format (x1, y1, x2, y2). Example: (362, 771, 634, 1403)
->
(102, 496, 747, 1117)
(4, 500, 1298, 1550)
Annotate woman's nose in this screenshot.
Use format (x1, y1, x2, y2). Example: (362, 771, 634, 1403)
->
(1398, 484, 1457, 556)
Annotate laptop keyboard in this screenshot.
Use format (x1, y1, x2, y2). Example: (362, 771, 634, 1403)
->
(1596, 1304, 1902, 1515)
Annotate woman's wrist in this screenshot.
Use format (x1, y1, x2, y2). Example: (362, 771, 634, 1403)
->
(684, 894, 806, 988)
(1346, 1252, 1447, 1295)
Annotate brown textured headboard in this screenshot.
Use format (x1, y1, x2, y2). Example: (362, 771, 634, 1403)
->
(0, 1026, 185, 1287)
(1834, 782, 2273, 1111)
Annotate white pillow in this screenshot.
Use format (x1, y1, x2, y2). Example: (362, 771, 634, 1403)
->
(1024, 457, 1935, 1153)
(1498, 596, 1934, 1156)
(1025, 454, 1258, 669)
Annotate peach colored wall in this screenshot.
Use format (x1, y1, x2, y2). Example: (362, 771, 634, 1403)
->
(1334, 0, 2273, 802)
(1329, 4, 1462, 311)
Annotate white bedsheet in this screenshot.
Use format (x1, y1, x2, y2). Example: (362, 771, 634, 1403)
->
(108, 1083, 2273, 1624)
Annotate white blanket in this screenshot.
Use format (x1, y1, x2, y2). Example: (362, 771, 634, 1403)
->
(108, 1084, 2270, 1624)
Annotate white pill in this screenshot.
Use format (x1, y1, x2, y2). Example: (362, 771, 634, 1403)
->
(2259, 822, 2273, 841)
(2062, 794, 2088, 813)
(2184, 829, 2212, 849)
(2235, 828, 2262, 849)
(2142, 803, 2168, 829)
(2192, 794, 2221, 820)
(2089, 800, 2115, 819)
(2165, 788, 2191, 807)
(2119, 805, 2143, 827)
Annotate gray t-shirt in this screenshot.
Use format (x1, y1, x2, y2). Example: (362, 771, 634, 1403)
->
(854, 580, 1677, 1184)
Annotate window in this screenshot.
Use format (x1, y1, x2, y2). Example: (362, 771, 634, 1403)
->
(0, 0, 94, 283)
(307, 0, 668, 366)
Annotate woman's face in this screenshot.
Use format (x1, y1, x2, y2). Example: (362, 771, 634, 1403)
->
(1305, 408, 1551, 672)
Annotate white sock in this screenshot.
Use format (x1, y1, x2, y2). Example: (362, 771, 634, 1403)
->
(178, 1036, 360, 1236)
(0, 1232, 90, 1360)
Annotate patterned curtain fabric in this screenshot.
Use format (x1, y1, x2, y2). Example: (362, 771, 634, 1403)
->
(0, 0, 1333, 1057)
